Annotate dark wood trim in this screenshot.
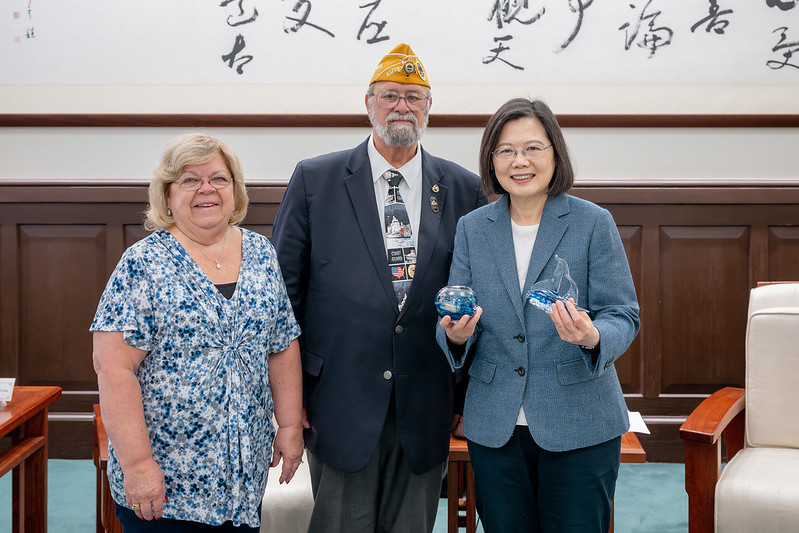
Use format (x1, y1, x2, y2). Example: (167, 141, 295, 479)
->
(2, 183, 797, 204)
(0, 184, 285, 203)
(2, 114, 799, 128)
(570, 186, 799, 204)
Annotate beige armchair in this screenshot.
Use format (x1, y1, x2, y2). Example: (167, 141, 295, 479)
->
(680, 283, 799, 533)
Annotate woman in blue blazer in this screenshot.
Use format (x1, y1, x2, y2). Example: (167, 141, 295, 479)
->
(438, 98, 640, 533)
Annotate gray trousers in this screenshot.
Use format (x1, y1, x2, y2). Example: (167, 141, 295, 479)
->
(306, 403, 445, 533)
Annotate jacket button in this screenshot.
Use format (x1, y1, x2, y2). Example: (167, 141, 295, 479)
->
(395, 325, 404, 334)
(516, 367, 526, 376)
(383, 370, 393, 380)
(515, 333, 525, 342)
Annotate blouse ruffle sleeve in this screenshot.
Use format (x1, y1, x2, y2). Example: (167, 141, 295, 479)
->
(90, 247, 156, 351)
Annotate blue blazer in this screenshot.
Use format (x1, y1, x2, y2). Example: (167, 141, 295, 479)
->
(272, 138, 486, 474)
(437, 194, 640, 452)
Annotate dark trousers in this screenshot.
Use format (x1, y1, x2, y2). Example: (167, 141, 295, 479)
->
(306, 399, 445, 533)
(467, 426, 621, 533)
(114, 503, 260, 533)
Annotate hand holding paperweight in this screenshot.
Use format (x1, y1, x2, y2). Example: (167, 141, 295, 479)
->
(435, 286, 477, 321)
(526, 255, 588, 314)
(527, 288, 589, 314)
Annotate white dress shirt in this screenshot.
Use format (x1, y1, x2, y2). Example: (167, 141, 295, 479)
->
(511, 218, 539, 426)
(367, 134, 423, 256)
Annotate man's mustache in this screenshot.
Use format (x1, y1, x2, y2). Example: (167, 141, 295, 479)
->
(386, 112, 418, 127)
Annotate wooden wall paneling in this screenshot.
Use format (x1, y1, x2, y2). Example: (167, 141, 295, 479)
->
(50, 420, 95, 459)
(593, 200, 799, 461)
(104, 225, 125, 281)
(18, 223, 108, 392)
(244, 187, 287, 239)
(749, 225, 770, 288)
(768, 226, 799, 280)
(659, 226, 750, 395)
(635, 419, 686, 464)
(1, 183, 798, 461)
(0, 222, 20, 378)
(243, 225, 273, 240)
(640, 221, 663, 402)
(123, 224, 150, 250)
(614, 226, 643, 396)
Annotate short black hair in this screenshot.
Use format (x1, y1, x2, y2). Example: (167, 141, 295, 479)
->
(478, 98, 574, 198)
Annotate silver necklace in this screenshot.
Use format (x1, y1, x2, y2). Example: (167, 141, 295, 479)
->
(194, 227, 230, 270)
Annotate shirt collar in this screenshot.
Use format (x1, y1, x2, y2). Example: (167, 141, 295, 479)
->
(367, 134, 422, 188)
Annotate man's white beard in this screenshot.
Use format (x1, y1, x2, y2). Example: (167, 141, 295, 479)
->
(369, 104, 429, 147)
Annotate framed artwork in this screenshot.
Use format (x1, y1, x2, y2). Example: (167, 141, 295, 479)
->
(2, 0, 798, 126)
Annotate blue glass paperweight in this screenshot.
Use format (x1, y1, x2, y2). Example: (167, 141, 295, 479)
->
(526, 255, 588, 314)
(435, 286, 477, 321)
(527, 288, 588, 314)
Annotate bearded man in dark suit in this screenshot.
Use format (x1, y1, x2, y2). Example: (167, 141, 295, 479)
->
(271, 43, 487, 533)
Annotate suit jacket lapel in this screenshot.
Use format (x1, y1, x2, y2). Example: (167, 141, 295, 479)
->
(524, 194, 569, 292)
(485, 196, 526, 324)
(401, 149, 446, 319)
(343, 142, 398, 312)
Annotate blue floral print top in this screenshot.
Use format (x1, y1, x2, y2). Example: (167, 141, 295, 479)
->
(90, 228, 300, 527)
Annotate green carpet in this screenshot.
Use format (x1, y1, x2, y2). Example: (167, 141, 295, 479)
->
(0, 461, 687, 532)
(0, 459, 96, 533)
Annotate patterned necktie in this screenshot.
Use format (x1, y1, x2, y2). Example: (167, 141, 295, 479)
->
(383, 170, 417, 311)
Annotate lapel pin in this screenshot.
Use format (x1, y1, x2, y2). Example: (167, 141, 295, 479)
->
(432, 184, 439, 193)
(430, 197, 439, 212)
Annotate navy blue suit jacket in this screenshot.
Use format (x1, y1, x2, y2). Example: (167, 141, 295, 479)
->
(272, 138, 486, 474)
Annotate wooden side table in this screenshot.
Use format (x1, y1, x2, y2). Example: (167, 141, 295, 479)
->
(0, 385, 62, 533)
(447, 431, 646, 533)
(447, 436, 476, 533)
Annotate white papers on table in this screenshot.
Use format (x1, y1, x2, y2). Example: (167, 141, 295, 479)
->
(627, 411, 650, 434)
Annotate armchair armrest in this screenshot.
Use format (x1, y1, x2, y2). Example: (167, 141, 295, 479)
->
(680, 386, 745, 451)
(679, 387, 745, 533)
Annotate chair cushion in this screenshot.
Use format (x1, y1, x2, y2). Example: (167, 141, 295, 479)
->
(746, 305, 799, 448)
(260, 450, 314, 532)
(715, 447, 799, 533)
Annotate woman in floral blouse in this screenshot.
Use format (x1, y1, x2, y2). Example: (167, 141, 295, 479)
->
(91, 133, 303, 532)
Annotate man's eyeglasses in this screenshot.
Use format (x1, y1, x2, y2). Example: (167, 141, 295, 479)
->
(373, 90, 429, 111)
(173, 176, 233, 191)
(492, 144, 553, 162)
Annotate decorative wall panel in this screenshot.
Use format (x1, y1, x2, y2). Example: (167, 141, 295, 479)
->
(2, 183, 798, 461)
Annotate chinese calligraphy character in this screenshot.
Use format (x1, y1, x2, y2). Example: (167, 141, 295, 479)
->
(219, 0, 259, 27)
(221, 34, 253, 74)
(767, 27, 799, 69)
(24, 0, 35, 39)
(691, 0, 733, 34)
(284, 0, 335, 36)
(357, 0, 389, 44)
(766, 0, 797, 11)
(482, 35, 524, 70)
(619, 0, 673, 58)
(487, 0, 545, 30)
(557, 0, 595, 52)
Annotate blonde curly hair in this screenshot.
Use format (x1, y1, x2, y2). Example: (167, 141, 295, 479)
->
(144, 133, 249, 231)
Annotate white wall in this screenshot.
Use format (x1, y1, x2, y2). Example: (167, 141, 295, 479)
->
(3, 0, 798, 186)
(1, 126, 798, 186)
